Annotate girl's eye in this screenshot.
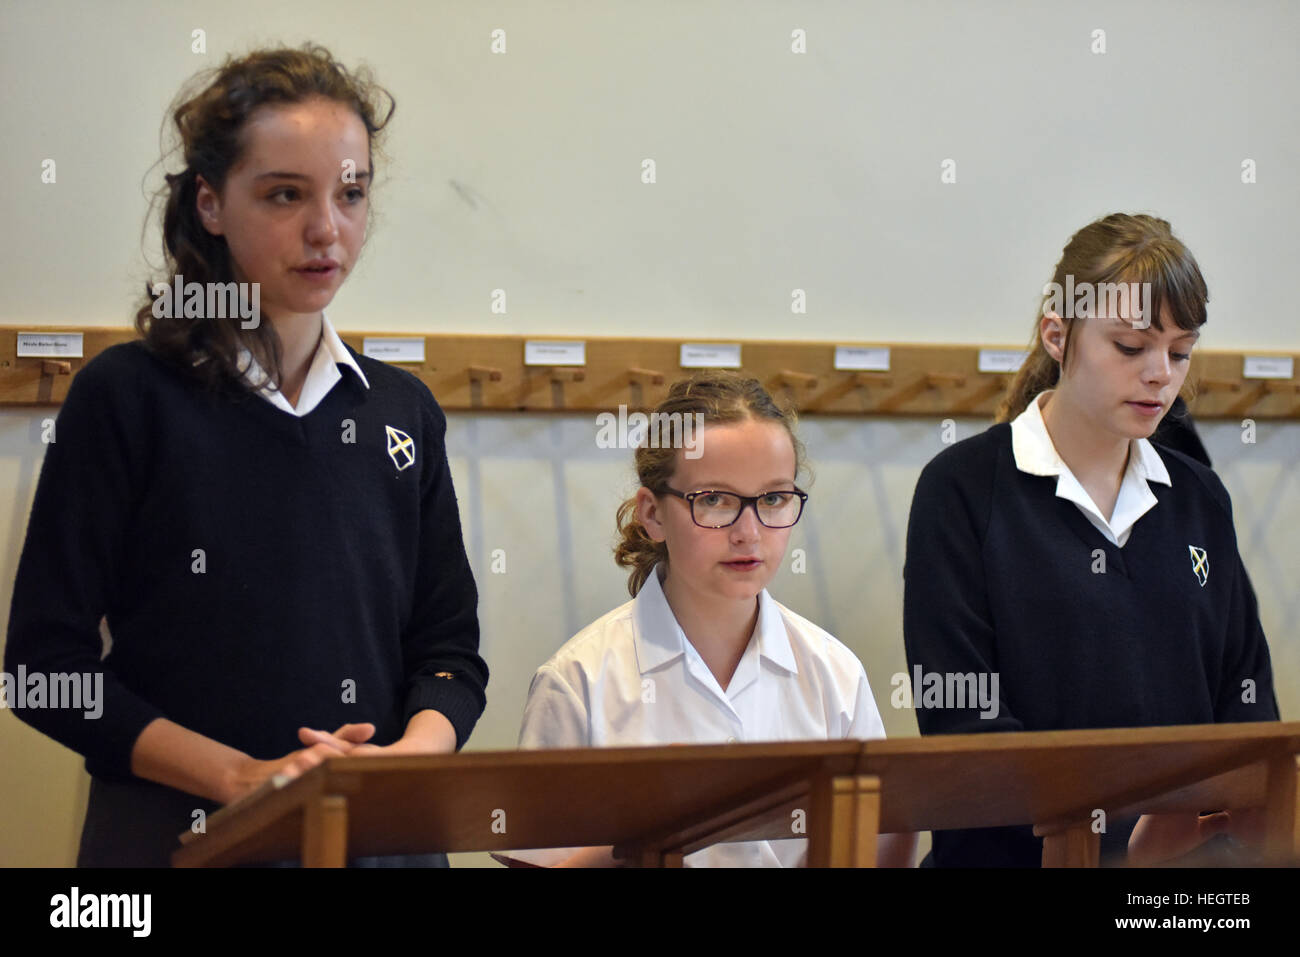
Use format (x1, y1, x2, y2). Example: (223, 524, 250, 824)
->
(269, 188, 298, 203)
(346, 188, 367, 202)
(699, 493, 724, 507)
(1115, 343, 1142, 356)
(759, 493, 785, 507)
(1172, 352, 1192, 362)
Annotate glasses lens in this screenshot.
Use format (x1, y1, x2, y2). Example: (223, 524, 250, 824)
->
(692, 491, 742, 527)
(690, 491, 803, 527)
(756, 492, 801, 527)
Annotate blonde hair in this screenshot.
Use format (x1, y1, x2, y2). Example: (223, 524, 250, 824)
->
(997, 213, 1209, 422)
(613, 372, 808, 597)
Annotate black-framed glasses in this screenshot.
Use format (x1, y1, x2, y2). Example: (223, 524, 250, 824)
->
(661, 486, 808, 529)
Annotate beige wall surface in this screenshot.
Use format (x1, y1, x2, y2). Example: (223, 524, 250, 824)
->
(2, 0, 1296, 865)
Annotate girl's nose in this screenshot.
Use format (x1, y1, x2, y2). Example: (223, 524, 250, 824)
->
(305, 200, 339, 247)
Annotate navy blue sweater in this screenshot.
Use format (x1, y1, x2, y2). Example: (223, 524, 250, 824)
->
(5, 341, 487, 787)
(903, 422, 1278, 867)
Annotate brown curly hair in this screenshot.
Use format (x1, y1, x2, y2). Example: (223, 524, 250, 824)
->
(134, 43, 395, 395)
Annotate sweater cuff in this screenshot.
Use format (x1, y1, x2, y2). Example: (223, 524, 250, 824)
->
(83, 692, 168, 780)
(404, 678, 484, 751)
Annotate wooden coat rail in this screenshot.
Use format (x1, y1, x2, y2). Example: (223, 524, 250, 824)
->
(1, 326, 1297, 419)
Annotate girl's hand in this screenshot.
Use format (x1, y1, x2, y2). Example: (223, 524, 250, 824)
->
(338, 737, 438, 757)
(296, 722, 376, 753)
(1127, 811, 1231, 866)
(333, 710, 457, 757)
(223, 723, 375, 803)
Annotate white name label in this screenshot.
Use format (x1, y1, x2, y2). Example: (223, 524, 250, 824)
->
(1243, 355, 1294, 379)
(680, 343, 742, 368)
(833, 346, 891, 371)
(363, 337, 425, 363)
(977, 349, 1029, 373)
(17, 332, 83, 358)
(525, 340, 587, 366)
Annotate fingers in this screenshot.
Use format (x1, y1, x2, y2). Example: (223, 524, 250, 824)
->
(332, 723, 376, 744)
(282, 740, 349, 780)
(298, 726, 370, 754)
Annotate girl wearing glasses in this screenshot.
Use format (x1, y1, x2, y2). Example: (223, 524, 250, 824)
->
(902, 213, 1278, 867)
(503, 371, 915, 867)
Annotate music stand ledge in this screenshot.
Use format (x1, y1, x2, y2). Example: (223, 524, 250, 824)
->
(173, 723, 1300, 868)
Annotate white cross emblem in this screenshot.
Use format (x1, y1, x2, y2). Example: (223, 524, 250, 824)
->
(1188, 545, 1209, 587)
(385, 426, 415, 472)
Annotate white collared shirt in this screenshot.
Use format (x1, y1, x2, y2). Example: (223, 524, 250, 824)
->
(510, 567, 886, 867)
(1010, 390, 1171, 547)
(238, 313, 370, 416)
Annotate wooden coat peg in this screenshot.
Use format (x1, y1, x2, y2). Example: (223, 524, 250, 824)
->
(777, 370, 819, 391)
(466, 364, 503, 410)
(850, 373, 894, 390)
(876, 372, 963, 414)
(626, 366, 665, 410)
(1196, 377, 1242, 394)
(876, 374, 931, 413)
(951, 377, 1007, 415)
(37, 359, 73, 403)
(1265, 379, 1300, 417)
(626, 367, 665, 386)
(926, 372, 967, 389)
(1224, 381, 1270, 419)
(546, 367, 585, 383)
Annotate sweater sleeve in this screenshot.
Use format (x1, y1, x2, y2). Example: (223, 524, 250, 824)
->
(902, 443, 1023, 736)
(1210, 497, 1279, 723)
(397, 392, 488, 751)
(3, 349, 167, 777)
(1215, 554, 1279, 722)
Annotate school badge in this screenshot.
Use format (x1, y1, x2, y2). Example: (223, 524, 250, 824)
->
(385, 425, 415, 472)
(1188, 545, 1209, 587)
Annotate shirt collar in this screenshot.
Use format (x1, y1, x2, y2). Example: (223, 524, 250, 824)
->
(235, 312, 371, 410)
(631, 565, 798, 676)
(1011, 390, 1170, 487)
(317, 313, 370, 389)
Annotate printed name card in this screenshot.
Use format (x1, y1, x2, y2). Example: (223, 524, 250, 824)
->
(363, 337, 425, 363)
(833, 346, 891, 371)
(524, 340, 587, 366)
(17, 332, 84, 358)
(680, 343, 742, 368)
(1243, 355, 1294, 379)
(977, 349, 1029, 373)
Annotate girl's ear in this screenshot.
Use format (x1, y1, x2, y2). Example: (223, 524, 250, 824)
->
(635, 486, 667, 543)
(194, 175, 225, 237)
(1039, 311, 1067, 365)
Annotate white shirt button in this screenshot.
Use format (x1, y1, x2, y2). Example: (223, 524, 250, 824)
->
(726, 736, 738, 743)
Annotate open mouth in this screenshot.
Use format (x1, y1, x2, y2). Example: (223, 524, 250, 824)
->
(1126, 400, 1163, 416)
